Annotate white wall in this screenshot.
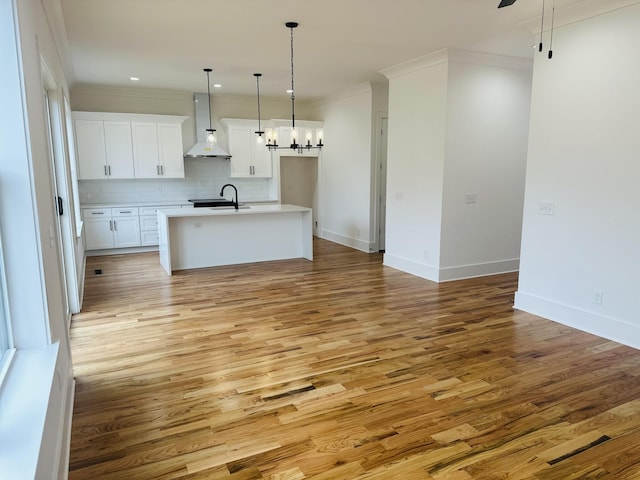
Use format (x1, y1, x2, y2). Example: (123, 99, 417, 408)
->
(382, 52, 450, 281)
(1, 0, 75, 477)
(440, 53, 532, 280)
(515, 3, 640, 349)
(382, 50, 532, 282)
(311, 83, 380, 252)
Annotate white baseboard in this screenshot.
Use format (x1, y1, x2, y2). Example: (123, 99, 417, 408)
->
(85, 245, 159, 257)
(320, 230, 372, 253)
(439, 258, 520, 282)
(383, 254, 518, 283)
(515, 291, 640, 350)
(383, 253, 439, 282)
(78, 254, 86, 311)
(58, 378, 75, 480)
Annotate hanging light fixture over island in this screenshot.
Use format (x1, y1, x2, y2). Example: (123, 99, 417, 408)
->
(261, 22, 324, 153)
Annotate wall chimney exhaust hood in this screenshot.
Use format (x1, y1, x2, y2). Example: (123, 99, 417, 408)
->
(184, 92, 231, 159)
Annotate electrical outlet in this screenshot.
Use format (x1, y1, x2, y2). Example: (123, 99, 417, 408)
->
(538, 201, 555, 215)
(592, 289, 603, 305)
(194, 222, 202, 229)
(465, 193, 477, 204)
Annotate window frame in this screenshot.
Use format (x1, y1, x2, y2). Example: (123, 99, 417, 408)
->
(0, 227, 16, 387)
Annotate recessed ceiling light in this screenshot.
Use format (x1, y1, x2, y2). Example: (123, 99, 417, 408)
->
(213, 84, 222, 88)
(130, 76, 140, 81)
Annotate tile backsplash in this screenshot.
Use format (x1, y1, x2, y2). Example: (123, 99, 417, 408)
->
(79, 158, 273, 204)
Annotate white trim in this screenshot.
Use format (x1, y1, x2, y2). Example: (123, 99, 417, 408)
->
(447, 49, 533, 71)
(380, 49, 449, 80)
(514, 292, 640, 350)
(71, 110, 187, 124)
(57, 378, 75, 480)
(0, 344, 59, 479)
(520, 0, 640, 32)
(320, 229, 372, 253)
(85, 245, 159, 256)
(438, 258, 520, 282)
(383, 253, 439, 282)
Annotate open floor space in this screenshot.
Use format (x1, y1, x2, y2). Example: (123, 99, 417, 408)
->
(69, 239, 640, 479)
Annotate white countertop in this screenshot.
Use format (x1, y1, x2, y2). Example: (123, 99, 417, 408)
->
(81, 199, 280, 209)
(158, 204, 310, 218)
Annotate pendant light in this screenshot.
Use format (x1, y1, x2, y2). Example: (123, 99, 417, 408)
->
(498, 0, 556, 59)
(254, 73, 265, 144)
(203, 68, 217, 148)
(266, 21, 324, 153)
(548, 0, 556, 59)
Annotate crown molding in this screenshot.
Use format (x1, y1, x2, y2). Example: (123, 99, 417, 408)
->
(380, 49, 449, 80)
(520, 0, 640, 32)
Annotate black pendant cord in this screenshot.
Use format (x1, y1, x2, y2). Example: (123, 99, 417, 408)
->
(254, 73, 263, 136)
(286, 22, 298, 145)
(548, 0, 556, 59)
(539, 0, 545, 52)
(204, 68, 215, 134)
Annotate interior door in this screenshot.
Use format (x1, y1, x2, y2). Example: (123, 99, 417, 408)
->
(43, 88, 70, 317)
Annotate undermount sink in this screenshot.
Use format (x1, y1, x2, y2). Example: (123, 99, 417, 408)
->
(189, 198, 236, 208)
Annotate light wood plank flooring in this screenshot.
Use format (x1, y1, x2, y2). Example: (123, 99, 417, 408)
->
(69, 238, 640, 479)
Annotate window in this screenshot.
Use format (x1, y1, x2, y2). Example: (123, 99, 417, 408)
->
(0, 229, 15, 385)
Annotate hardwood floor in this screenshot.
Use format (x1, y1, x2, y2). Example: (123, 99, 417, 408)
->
(69, 239, 640, 479)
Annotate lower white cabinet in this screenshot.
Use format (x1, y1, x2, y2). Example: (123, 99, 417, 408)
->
(138, 205, 182, 246)
(83, 207, 140, 250)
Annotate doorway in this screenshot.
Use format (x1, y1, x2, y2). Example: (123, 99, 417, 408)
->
(280, 156, 319, 233)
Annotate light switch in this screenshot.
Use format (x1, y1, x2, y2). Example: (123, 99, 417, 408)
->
(465, 193, 477, 204)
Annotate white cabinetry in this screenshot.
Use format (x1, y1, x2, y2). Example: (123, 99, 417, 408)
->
(222, 119, 273, 178)
(132, 122, 185, 178)
(72, 112, 186, 180)
(75, 120, 135, 179)
(83, 207, 140, 250)
(139, 205, 183, 246)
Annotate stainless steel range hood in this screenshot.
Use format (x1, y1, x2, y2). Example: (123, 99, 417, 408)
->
(184, 93, 231, 159)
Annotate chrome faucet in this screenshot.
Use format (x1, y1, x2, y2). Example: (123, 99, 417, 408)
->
(219, 184, 239, 210)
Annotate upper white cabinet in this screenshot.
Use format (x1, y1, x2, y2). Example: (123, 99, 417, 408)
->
(222, 119, 273, 178)
(74, 119, 135, 179)
(103, 122, 136, 178)
(132, 122, 185, 178)
(72, 112, 186, 180)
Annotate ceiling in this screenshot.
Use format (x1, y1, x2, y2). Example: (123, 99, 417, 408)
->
(59, 0, 584, 100)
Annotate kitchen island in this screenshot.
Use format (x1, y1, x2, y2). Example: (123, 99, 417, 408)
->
(157, 204, 313, 275)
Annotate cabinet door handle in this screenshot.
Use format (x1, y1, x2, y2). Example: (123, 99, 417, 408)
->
(91, 212, 104, 215)
(160, 165, 164, 175)
(109, 220, 113, 231)
(119, 210, 131, 214)
(156, 165, 160, 175)
(113, 220, 117, 231)
(104, 165, 108, 176)
(108, 165, 112, 176)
